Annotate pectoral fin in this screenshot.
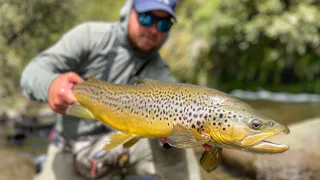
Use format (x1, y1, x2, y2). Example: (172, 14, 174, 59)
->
(66, 103, 95, 120)
(200, 147, 222, 172)
(167, 123, 211, 148)
(103, 132, 136, 150)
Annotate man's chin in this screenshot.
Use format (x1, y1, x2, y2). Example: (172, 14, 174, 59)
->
(137, 43, 156, 52)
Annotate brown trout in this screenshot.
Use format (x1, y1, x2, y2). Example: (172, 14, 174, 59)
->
(66, 76, 290, 172)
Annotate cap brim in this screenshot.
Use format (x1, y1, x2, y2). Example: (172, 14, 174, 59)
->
(134, 1, 176, 20)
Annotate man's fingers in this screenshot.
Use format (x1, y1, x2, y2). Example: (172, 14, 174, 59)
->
(203, 144, 212, 151)
(160, 137, 167, 144)
(67, 72, 84, 84)
(58, 87, 76, 105)
(159, 137, 171, 149)
(50, 103, 68, 114)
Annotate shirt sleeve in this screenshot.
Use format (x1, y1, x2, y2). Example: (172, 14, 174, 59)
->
(20, 23, 91, 102)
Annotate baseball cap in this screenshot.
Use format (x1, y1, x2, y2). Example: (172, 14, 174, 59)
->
(133, 0, 177, 20)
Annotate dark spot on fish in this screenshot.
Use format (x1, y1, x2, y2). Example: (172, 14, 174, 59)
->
(218, 123, 221, 126)
(219, 114, 223, 119)
(191, 124, 196, 129)
(213, 122, 216, 126)
(197, 121, 201, 125)
(225, 120, 228, 123)
(242, 109, 245, 111)
(223, 128, 226, 131)
(228, 124, 230, 127)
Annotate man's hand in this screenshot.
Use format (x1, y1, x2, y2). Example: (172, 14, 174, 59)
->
(48, 72, 84, 114)
(160, 137, 213, 151)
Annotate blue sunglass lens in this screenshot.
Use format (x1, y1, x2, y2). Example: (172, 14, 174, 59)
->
(138, 14, 154, 27)
(138, 13, 173, 32)
(157, 20, 172, 32)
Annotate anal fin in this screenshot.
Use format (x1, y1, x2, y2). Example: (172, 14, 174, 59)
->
(65, 103, 95, 120)
(123, 137, 141, 148)
(103, 132, 136, 150)
(167, 123, 211, 148)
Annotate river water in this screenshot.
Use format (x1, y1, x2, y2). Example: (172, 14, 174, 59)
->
(1, 99, 320, 179)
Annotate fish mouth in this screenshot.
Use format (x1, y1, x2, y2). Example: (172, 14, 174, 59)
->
(246, 139, 289, 153)
(240, 126, 290, 153)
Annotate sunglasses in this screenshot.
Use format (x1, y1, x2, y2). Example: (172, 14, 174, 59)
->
(137, 12, 174, 32)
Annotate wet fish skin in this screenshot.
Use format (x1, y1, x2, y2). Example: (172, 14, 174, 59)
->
(67, 76, 290, 172)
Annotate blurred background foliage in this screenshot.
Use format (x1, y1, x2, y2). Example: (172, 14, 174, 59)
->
(1, 0, 320, 108)
(162, 0, 320, 93)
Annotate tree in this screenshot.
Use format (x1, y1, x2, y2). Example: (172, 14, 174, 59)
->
(162, 0, 320, 93)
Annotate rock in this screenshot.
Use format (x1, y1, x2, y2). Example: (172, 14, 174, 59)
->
(221, 117, 320, 180)
(0, 149, 35, 180)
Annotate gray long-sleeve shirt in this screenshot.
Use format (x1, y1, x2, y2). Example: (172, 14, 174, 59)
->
(20, 0, 174, 139)
(20, 2, 204, 179)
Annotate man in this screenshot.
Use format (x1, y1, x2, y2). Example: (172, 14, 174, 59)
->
(20, 0, 203, 179)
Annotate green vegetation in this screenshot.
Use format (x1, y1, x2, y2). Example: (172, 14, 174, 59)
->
(1, 0, 319, 108)
(162, 0, 320, 93)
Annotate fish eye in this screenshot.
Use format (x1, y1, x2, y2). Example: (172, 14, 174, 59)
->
(250, 119, 262, 130)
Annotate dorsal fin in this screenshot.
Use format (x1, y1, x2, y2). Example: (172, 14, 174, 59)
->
(87, 75, 98, 81)
(134, 77, 159, 85)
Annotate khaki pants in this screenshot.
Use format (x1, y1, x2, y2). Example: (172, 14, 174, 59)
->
(34, 138, 202, 180)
